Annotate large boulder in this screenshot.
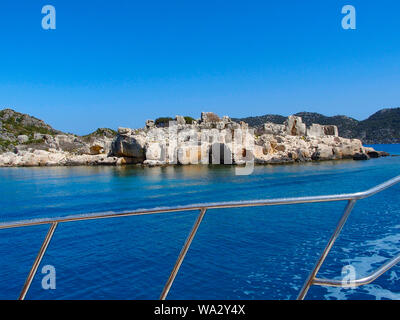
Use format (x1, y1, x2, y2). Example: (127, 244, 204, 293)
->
(339, 139, 363, 158)
(111, 129, 146, 162)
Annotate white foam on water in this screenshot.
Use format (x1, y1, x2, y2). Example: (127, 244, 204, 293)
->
(322, 228, 400, 300)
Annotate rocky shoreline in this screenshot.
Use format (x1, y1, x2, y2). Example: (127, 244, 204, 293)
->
(0, 110, 389, 167)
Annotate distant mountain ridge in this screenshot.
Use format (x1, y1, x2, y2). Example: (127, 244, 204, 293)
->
(233, 108, 400, 144)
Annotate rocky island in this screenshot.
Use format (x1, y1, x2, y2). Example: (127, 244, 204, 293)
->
(0, 109, 389, 167)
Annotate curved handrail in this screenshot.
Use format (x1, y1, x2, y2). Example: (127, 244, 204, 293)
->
(313, 253, 400, 288)
(1, 175, 400, 230)
(354, 175, 400, 199)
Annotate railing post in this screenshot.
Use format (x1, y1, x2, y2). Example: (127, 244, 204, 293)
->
(160, 208, 207, 300)
(297, 200, 357, 300)
(18, 222, 58, 300)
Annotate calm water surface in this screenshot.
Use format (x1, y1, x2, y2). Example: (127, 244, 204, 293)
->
(0, 144, 399, 300)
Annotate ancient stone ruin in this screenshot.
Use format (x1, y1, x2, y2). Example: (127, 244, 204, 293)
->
(110, 112, 385, 167)
(0, 111, 388, 167)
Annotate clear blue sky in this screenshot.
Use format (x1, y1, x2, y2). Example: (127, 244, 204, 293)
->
(0, 0, 399, 135)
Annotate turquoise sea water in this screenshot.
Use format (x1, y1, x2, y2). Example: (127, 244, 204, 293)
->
(0, 144, 399, 300)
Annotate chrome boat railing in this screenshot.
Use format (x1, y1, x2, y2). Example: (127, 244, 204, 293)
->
(1, 175, 400, 300)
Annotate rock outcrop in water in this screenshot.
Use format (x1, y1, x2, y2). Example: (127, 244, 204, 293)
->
(0, 109, 389, 167)
(108, 112, 388, 167)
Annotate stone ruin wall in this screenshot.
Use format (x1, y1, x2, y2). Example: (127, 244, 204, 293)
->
(111, 112, 377, 166)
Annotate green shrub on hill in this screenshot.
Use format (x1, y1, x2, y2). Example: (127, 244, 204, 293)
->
(184, 116, 195, 124)
(155, 117, 174, 127)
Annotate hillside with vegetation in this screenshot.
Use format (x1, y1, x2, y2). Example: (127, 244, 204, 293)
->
(0, 109, 60, 152)
(0, 108, 116, 153)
